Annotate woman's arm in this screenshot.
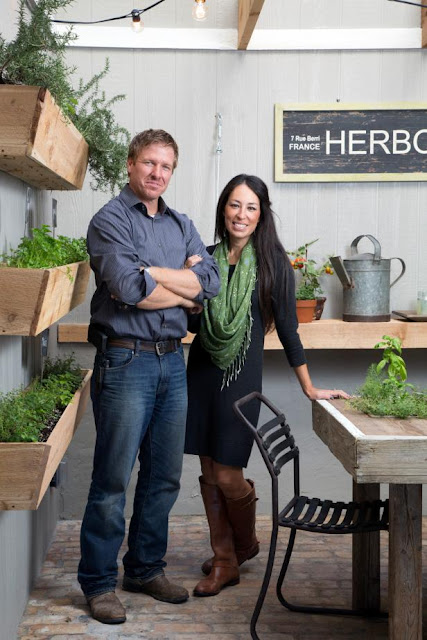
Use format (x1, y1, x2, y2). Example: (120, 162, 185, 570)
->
(293, 364, 349, 400)
(271, 252, 348, 400)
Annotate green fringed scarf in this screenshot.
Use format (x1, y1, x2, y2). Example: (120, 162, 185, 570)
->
(199, 239, 257, 389)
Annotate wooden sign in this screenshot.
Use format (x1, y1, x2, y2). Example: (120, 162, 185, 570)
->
(275, 103, 427, 182)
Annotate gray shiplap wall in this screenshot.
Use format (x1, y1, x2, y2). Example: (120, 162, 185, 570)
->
(55, 46, 427, 322)
(51, 42, 427, 519)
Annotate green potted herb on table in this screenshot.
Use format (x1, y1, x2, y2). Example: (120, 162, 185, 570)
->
(288, 239, 334, 323)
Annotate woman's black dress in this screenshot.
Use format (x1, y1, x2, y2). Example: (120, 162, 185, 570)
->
(185, 247, 306, 468)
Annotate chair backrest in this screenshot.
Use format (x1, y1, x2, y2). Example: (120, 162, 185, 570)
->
(233, 392, 299, 480)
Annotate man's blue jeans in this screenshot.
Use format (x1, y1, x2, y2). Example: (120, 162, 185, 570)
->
(78, 345, 187, 598)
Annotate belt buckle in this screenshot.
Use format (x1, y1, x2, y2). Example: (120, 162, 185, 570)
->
(155, 341, 166, 356)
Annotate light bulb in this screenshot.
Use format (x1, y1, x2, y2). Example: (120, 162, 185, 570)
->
(192, 0, 207, 22)
(131, 12, 144, 33)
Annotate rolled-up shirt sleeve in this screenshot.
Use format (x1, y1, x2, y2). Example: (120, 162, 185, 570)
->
(185, 220, 220, 302)
(88, 207, 153, 305)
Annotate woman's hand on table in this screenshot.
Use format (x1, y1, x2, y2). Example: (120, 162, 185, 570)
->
(305, 387, 350, 401)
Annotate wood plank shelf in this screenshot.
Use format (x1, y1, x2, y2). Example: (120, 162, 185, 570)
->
(57, 319, 427, 350)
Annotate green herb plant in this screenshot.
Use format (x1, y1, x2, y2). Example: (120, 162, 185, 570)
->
(0, 0, 130, 193)
(0, 354, 83, 443)
(349, 335, 427, 419)
(1, 225, 88, 271)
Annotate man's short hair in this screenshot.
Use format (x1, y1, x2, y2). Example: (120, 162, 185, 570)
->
(128, 129, 179, 169)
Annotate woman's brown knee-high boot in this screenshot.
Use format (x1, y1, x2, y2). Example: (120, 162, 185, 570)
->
(201, 479, 259, 575)
(225, 479, 259, 561)
(193, 477, 240, 597)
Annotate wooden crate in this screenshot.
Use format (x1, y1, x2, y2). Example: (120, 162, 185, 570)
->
(0, 369, 92, 510)
(0, 261, 91, 336)
(0, 85, 89, 190)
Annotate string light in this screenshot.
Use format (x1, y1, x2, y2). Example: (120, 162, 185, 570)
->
(192, 0, 208, 22)
(51, 0, 165, 31)
(131, 9, 143, 33)
(387, 0, 427, 8)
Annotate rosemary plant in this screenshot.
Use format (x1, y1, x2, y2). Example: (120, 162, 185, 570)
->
(0, 0, 130, 194)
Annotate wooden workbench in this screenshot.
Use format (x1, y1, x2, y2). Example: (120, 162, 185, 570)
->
(57, 319, 427, 349)
(313, 399, 427, 639)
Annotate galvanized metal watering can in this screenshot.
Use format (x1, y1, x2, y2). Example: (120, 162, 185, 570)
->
(330, 235, 406, 322)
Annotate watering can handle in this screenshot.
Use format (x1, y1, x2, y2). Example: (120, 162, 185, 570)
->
(350, 235, 381, 262)
(390, 257, 406, 288)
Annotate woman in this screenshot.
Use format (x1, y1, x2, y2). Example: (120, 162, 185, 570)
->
(185, 174, 348, 598)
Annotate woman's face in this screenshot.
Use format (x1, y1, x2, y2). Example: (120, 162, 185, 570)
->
(223, 183, 261, 244)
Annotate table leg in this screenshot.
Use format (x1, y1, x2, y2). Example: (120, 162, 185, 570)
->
(389, 484, 422, 640)
(352, 482, 381, 611)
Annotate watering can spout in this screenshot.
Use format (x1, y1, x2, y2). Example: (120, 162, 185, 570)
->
(330, 256, 354, 289)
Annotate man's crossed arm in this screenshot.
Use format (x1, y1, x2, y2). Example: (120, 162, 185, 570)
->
(136, 255, 204, 312)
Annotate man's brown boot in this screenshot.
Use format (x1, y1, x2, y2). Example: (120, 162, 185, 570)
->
(123, 574, 189, 603)
(87, 591, 126, 624)
(193, 477, 239, 597)
(201, 479, 259, 575)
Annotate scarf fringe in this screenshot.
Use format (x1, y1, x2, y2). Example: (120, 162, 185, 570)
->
(221, 314, 253, 391)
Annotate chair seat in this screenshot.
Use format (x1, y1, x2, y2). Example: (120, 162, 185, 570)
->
(279, 495, 389, 534)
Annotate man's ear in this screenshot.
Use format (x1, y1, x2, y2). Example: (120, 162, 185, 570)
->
(126, 157, 133, 178)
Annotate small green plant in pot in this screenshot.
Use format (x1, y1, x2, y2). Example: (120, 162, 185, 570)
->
(288, 239, 334, 300)
(349, 335, 427, 419)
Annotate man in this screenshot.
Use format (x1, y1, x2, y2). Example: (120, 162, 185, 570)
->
(78, 129, 220, 624)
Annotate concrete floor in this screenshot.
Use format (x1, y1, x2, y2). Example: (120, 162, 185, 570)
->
(17, 515, 412, 639)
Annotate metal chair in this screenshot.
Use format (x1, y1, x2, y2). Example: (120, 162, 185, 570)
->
(233, 392, 389, 640)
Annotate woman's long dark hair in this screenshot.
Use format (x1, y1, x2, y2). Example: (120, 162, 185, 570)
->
(215, 174, 289, 333)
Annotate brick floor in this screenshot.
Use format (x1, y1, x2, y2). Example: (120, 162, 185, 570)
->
(17, 515, 427, 639)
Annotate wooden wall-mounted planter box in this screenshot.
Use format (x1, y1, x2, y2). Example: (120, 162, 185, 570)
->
(0, 85, 89, 190)
(0, 369, 92, 510)
(0, 260, 91, 336)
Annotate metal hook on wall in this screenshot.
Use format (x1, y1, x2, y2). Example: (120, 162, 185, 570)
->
(215, 112, 223, 205)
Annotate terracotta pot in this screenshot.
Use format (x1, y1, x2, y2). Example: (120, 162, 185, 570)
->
(296, 299, 317, 323)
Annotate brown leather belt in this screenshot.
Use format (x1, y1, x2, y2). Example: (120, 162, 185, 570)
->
(107, 338, 181, 356)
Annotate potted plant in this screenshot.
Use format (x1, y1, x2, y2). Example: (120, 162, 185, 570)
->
(0, 0, 130, 193)
(0, 355, 92, 510)
(288, 239, 334, 323)
(349, 335, 427, 418)
(0, 225, 90, 336)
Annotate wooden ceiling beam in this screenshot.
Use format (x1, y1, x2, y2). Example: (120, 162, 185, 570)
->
(422, 8, 427, 48)
(238, 0, 265, 50)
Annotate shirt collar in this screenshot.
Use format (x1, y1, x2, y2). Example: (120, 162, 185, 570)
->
(120, 184, 170, 217)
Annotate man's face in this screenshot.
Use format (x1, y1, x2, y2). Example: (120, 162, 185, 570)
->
(127, 143, 176, 205)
